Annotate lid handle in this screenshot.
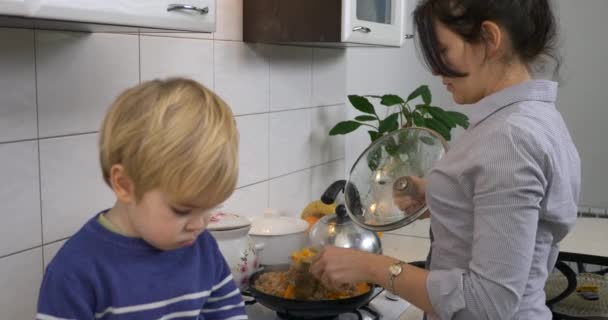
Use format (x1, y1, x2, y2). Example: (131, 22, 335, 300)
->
(263, 208, 281, 218)
(393, 176, 422, 198)
(335, 204, 349, 223)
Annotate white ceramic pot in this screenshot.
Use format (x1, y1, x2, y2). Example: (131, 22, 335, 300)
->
(208, 212, 263, 290)
(249, 209, 310, 265)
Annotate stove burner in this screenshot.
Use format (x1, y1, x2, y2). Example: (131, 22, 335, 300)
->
(275, 304, 380, 320)
(276, 313, 337, 320)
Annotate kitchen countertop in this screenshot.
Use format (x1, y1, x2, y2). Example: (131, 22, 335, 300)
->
(380, 232, 430, 320)
(559, 217, 608, 258)
(381, 233, 430, 263)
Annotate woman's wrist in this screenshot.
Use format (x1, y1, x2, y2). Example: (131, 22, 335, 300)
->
(366, 254, 399, 287)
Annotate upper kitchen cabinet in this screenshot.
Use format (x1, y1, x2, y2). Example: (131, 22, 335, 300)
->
(244, 0, 407, 47)
(0, 1, 216, 33)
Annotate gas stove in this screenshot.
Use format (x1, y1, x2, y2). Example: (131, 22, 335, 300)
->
(245, 290, 411, 320)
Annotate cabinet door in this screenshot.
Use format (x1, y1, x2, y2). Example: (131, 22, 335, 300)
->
(30, 0, 215, 32)
(342, 0, 405, 47)
(0, 0, 28, 16)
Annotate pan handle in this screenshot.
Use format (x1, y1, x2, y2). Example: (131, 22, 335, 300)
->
(240, 289, 257, 305)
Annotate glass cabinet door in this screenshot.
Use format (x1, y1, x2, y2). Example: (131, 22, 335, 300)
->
(357, 0, 392, 24)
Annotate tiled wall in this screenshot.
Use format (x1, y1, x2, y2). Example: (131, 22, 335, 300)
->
(0, 2, 347, 318)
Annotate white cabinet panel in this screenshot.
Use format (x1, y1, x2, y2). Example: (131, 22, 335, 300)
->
(30, 0, 216, 32)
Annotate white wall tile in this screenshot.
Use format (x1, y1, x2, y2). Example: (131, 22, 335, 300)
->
(0, 28, 36, 142)
(214, 0, 243, 41)
(310, 105, 346, 166)
(269, 109, 312, 177)
(214, 41, 269, 115)
(311, 160, 345, 201)
(312, 48, 346, 107)
(269, 170, 311, 219)
(43, 240, 67, 270)
(140, 36, 214, 87)
(0, 141, 41, 257)
(221, 182, 268, 219)
(39, 134, 114, 243)
(235, 114, 269, 187)
(36, 31, 139, 137)
(0, 248, 42, 320)
(269, 46, 313, 111)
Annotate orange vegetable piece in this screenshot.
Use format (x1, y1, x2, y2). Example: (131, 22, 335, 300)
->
(283, 284, 295, 299)
(303, 216, 320, 233)
(356, 283, 370, 294)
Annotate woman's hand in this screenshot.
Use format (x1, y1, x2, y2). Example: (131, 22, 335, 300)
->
(309, 246, 377, 289)
(393, 176, 429, 219)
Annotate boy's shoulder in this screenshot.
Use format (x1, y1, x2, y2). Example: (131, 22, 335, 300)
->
(45, 215, 109, 279)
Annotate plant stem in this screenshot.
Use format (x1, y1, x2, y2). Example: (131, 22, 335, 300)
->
(404, 112, 413, 128)
(400, 105, 408, 127)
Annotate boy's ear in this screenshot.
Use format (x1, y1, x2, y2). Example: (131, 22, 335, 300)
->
(109, 164, 136, 204)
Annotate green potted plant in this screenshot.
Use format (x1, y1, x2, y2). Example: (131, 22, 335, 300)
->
(330, 85, 468, 142)
(329, 85, 469, 171)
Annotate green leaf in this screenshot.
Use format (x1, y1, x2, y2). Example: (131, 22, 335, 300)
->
(413, 111, 426, 127)
(329, 121, 362, 135)
(348, 95, 375, 115)
(367, 147, 382, 171)
(407, 85, 431, 105)
(420, 136, 436, 145)
(428, 106, 456, 129)
(445, 111, 470, 129)
(355, 115, 378, 122)
(425, 118, 451, 141)
(380, 94, 405, 106)
(415, 104, 430, 114)
(378, 113, 399, 134)
(385, 138, 399, 156)
(368, 130, 381, 142)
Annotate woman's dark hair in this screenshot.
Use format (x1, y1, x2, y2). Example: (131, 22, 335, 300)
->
(413, 0, 559, 77)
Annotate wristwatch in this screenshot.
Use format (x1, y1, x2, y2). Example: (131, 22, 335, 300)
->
(388, 260, 406, 294)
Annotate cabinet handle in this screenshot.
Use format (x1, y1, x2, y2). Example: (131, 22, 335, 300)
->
(405, 34, 414, 39)
(167, 4, 209, 14)
(353, 26, 372, 33)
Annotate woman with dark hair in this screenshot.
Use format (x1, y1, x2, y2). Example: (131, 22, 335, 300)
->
(311, 1, 581, 319)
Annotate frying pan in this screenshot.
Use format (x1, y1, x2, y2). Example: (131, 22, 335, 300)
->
(245, 264, 381, 319)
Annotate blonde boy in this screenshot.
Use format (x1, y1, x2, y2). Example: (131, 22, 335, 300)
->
(37, 78, 246, 320)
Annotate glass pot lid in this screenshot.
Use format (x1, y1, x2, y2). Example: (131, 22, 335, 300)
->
(345, 127, 448, 231)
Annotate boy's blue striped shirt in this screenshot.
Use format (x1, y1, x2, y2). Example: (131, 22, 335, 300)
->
(37, 212, 247, 320)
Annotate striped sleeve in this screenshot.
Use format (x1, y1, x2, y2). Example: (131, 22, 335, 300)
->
(201, 241, 247, 320)
(427, 124, 547, 319)
(37, 264, 96, 320)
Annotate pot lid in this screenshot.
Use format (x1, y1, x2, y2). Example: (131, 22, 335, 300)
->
(249, 208, 309, 236)
(345, 127, 448, 231)
(207, 212, 251, 231)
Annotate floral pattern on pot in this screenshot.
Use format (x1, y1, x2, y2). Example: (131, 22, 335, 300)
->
(234, 241, 260, 287)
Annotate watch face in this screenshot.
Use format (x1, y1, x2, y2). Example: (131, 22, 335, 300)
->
(389, 264, 403, 275)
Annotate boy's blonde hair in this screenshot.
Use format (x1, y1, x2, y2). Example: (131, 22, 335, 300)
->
(99, 78, 238, 209)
